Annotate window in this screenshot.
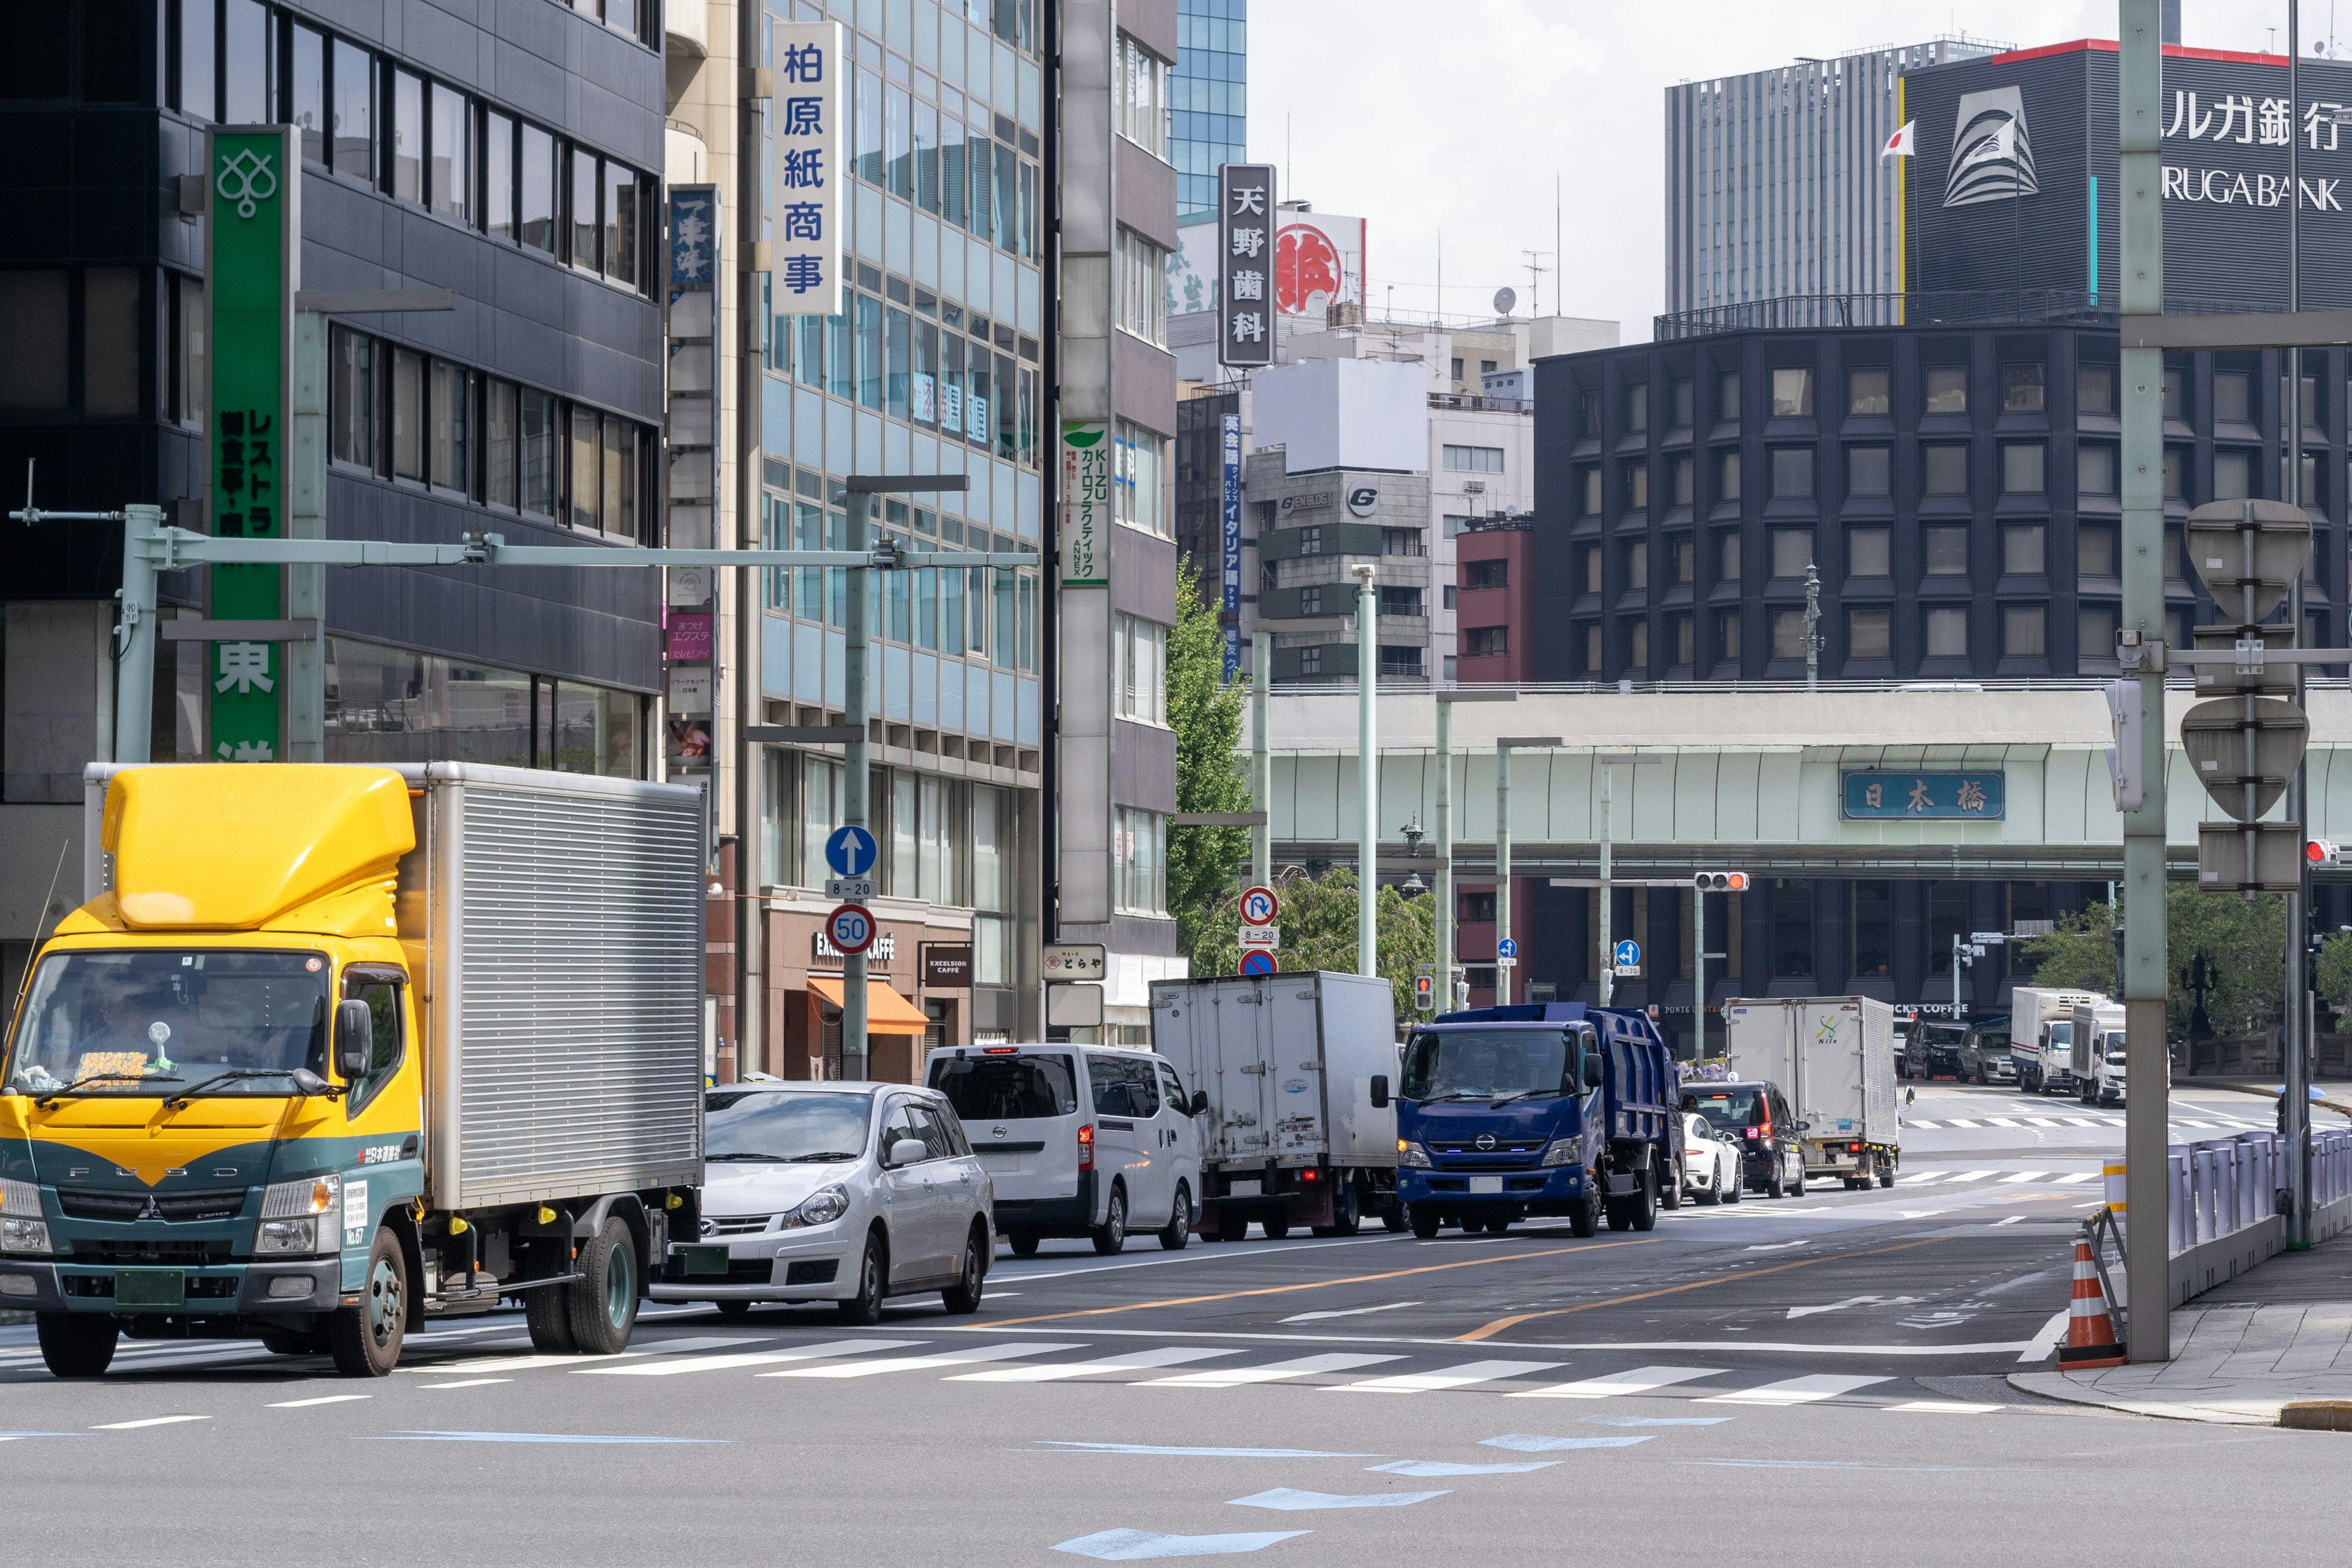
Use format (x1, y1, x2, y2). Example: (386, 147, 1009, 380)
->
(1580, 390, 1602, 437)
(1115, 420, 1168, 536)
(1480, 360, 1497, 375)
(484, 379, 516, 508)
(570, 148, 600, 270)
(1579, 467, 1602, 515)
(1628, 463, 1649, 508)
(1847, 526, 1890, 578)
(1848, 608, 1890, 660)
(1717, 448, 1741, 501)
(2162, 367, 2185, 420)
(1925, 606, 1969, 658)
(1770, 448, 1812, 497)
(1382, 527, 1423, 557)
(602, 160, 637, 285)
(1672, 379, 1695, 428)
(1717, 530, 1741, 581)
(1581, 545, 1602, 594)
(1770, 367, 1812, 417)
(1380, 646, 1424, 679)
(1924, 366, 1967, 414)
(2078, 445, 2117, 495)
(1116, 227, 1167, 345)
(2163, 447, 2185, 498)
(1769, 881, 1812, 978)
(2001, 363, 2046, 412)
(1848, 368, 1890, 416)
(1466, 626, 1509, 657)
(391, 69, 424, 202)
(1671, 536, 1694, 584)
(1852, 883, 1893, 976)
(1717, 369, 1741, 424)
(1673, 613, 1695, 666)
(1583, 624, 1602, 671)
(1627, 383, 1648, 432)
(568, 404, 598, 530)
(1451, 356, 1464, 382)
(1717, 609, 1743, 660)
(2078, 523, 2117, 576)
(2002, 443, 2046, 494)
(2214, 371, 2251, 423)
(176, 0, 214, 118)
(1459, 889, 1497, 923)
(1114, 807, 1167, 914)
(1443, 445, 1506, 473)
(1771, 609, 1807, 660)
(2214, 450, 2250, 500)
(1770, 527, 1812, 578)
(2283, 450, 2319, 502)
(519, 124, 556, 251)
(519, 391, 556, 516)
(1847, 446, 1890, 496)
(1626, 540, 1648, 590)
(1115, 614, 1167, 724)
(1628, 619, 1649, 669)
(2003, 605, 2047, 657)
(2079, 364, 2115, 415)
(331, 39, 372, 179)
(391, 349, 424, 479)
(339, 973, 404, 1110)
(429, 360, 470, 492)
(2002, 523, 2046, 576)
(1924, 526, 1969, 575)
(1379, 586, 1422, 618)
(431, 81, 470, 221)
(328, 325, 375, 468)
(2079, 603, 2118, 664)
(1670, 454, 1694, 506)
(1114, 33, 1170, 157)
(1466, 559, 1508, 590)
(483, 111, 515, 241)
(290, 24, 326, 165)
(224, 0, 270, 121)
(1923, 445, 1969, 495)
(82, 269, 138, 417)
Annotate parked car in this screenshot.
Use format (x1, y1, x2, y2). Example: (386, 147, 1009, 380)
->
(1910, 1021, 1967, 1080)
(1678, 1110, 1743, 1205)
(650, 1082, 992, 1322)
(926, 1044, 1205, 1256)
(1959, 1017, 2016, 1084)
(1684, 1080, 1807, 1198)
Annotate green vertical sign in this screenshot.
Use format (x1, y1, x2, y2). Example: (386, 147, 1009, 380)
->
(206, 126, 296, 761)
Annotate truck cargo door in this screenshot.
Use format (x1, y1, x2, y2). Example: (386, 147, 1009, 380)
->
(1265, 982, 1327, 1160)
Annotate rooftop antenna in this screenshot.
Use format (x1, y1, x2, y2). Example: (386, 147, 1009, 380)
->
(1493, 285, 1518, 320)
(1521, 250, 1551, 318)
(1555, 173, 1562, 321)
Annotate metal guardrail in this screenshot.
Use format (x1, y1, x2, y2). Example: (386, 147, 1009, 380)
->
(2167, 1126, 2352, 1255)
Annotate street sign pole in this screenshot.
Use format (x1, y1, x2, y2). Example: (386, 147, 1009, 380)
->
(1436, 690, 1513, 1013)
(842, 486, 872, 1076)
(1354, 563, 1378, 979)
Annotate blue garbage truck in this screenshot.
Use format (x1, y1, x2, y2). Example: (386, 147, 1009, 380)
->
(1382, 1003, 1678, 1238)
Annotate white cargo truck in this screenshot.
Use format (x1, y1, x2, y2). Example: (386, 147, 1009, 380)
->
(1723, 996, 1899, 1188)
(2011, 986, 2105, 1095)
(1149, 971, 1402, 1240)
(2067, 1000, 2130, 1105)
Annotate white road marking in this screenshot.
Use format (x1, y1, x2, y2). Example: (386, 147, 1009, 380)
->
(439, 1335, 771, 1375)
(950, 1347, 1237, 1383)
(1943, 1170, 1996, 1184)
(1326, 1359, 1562, 1394)
(582, 1338, 927, 1376)
(420, 1379, 511, 1390)
(92, 1415, 210, 1430)
(1899, 1172, 1947, 1185)
(1511, 1365, 1726, 1400)
(1941, 1119, 1980, 1128)
(995, 1233, 1403, 1284)
(1281, 1302, 1423, 1324)
(1699, 1374, 1890, 1406)
(1787, 1295, 1914, 1320)
(759, 1341, 1085, 1379)
(1983, 1118, 2021, 1128)
(2019, 1310, 2072, 1362)
(267, 1395, 372, 1409)
(1142, 1353, 1403, 1389)
(2052, 1172, 2100, 1184)
(1991, 1216, 2027, 1227)
(1887, 1401, 2003, 1413)
(1996, 1172, 2050, 1184)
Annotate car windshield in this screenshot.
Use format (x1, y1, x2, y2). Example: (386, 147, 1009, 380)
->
(1687, 1087, 1763, 1134)
(5, 948, 328, 1096)
(1400, 1029, 1572, 1101)
(704, 1090, 874, 1161)
(927, 1054, 1079, 1120)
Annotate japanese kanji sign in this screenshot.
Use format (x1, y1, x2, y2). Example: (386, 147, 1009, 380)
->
(207, 124, 296, 763)
(1217, 163, 1276, 368)
(1060, 423, 1110, 587)
(1840, 771, 2007, 821)
(770, 20, 846, 311)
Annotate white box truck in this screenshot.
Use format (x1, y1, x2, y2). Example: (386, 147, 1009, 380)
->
(2067, 1000, 2130, 1105)
(2010, 986, 2105, 1095)
(1149, 971, 1401, 1240)
(1723, 996, 1899, 1188)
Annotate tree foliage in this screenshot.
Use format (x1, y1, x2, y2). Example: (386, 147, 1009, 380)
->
(1190, 867, 1434, 1019)
(1165, 556, 1252, 967)
(2016, 889, 2286, 1038)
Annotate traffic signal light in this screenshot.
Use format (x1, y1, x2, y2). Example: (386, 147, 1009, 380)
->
(2309, 839, 2342, 865)
(1414, 973, 1434, 1011)
(1694, 872, 1751, 892)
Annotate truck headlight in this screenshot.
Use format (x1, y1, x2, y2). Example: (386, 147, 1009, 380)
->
(1396, 1140, 1433, 1169)
(780, 1185, 849, 1229)
(254, 1173, 339, 1256)
(0, 1216, 51, 1255)
(1540, 1139, 1580, 1167)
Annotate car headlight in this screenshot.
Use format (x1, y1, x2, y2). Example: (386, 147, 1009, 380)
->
(254, 1173, 339, 1256)
(1396, 1140, 1433, 1170)
(1540, 1139, 1580, 1167)
(780, 1185, 849, 1229)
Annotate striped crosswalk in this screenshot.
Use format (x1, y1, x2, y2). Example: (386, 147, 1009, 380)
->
(1898, 1169, 2102, 1186)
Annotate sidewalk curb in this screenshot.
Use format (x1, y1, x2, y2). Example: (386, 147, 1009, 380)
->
(2008, 1369, 2300, 1425)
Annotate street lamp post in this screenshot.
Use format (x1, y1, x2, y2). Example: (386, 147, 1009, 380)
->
(1354, 563, 1379, 978)
(1493, 734, 1562, 1005)
(1435, 688, 1517, 1011)
(1594, 754, 1663, 1005)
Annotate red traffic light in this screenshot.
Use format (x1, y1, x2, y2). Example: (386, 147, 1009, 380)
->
(2309, 840, 2341, 865)
(1694, 872, 1751, 892)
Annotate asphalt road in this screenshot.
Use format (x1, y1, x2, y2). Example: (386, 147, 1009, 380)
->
(7, 1079, 2349, 1566)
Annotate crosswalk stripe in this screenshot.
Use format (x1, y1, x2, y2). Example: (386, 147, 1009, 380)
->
(1698, 1374, 1890, 1406)
(1983, 1117, 2020, 1128)
(1509, 1365, 1726, 1400)
(1141, 1352, 1403, 1389)
(1905, 1119, 1941, 1128)
(2051, 1172, 2099, 1185)
(1886, 1401, 2002, 1414)
(1326, 1359, 1562, 1394)
(1899, 1172, 1947, 1185)
(447, 1336, 769, 1376)
(1996, 1172, 2049, 1183)
(758, 1341, 1086, 1379)
(949, 1348, 1236, 1383)
(576, 1338, 929, 1376)
(2062, 1118, 2100, 1126)
(2022, 1118, 2059, 1127)
(1941, 1118, 1979, 1128)
(1943, 1170, 1996, 1183)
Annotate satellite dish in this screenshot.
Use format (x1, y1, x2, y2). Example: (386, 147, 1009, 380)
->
(1493, 287, 1518, 317)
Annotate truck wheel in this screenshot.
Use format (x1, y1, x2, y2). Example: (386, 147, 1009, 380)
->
(1484, 1214, 1512, 1234)
(1381, 1202, 1408, 1234)
(1214, 1206, 1251, 1243)
(526, 1278, 578, 1351)
(1877, 1164, 1896, 1189)
(1660, 1166, 1681, 1210)
(1312, 1182, 1361, 1238)
(1008, 1234, 1040, 1257)
(1631, 1167, 1659, 1232)
(836, 1231, 888, 1325)
(34, 1313, 118, 1379)
(565, 1216, 641, 1355)
(1158, 1185, 1194, 1251)
(1090, 1183, 1129, 1255)
(1261, 1213, 1291, 1240)
(941, 1223, 989, 1314)
(1605, 1196, 1630, 1231)
(328, 1229, 409, 1378)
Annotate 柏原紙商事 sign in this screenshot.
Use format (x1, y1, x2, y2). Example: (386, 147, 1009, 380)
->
(1841, 771, 2006, 821)
(769, 21, 846, 308)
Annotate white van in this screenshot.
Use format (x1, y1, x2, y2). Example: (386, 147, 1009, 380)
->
(925, 1043, 1205, 1256)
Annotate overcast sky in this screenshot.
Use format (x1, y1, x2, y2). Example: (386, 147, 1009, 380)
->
(1245, 1, 2331, 340)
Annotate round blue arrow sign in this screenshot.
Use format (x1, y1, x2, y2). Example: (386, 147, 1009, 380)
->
(1614, 938, 1642, 967)
(1496, 937, 1518, 960)
(825, 824, 878, 878)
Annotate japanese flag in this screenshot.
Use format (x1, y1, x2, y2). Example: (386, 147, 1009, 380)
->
(1881, 119, 1917, 158)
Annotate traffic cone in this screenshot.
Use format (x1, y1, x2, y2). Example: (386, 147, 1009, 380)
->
(2057, 1234, 2125, 1370)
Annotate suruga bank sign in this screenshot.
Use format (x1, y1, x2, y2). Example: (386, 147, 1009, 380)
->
(2160, 91, 2343, 209)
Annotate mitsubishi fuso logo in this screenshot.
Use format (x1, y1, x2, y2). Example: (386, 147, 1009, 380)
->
(1945, 86, 2039, 208)
(137, 1194, 162, 1220)
(216, 148, 277, 218)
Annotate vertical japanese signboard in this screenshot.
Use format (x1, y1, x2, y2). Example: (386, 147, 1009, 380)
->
(1060, 423, 1110, 586)
(665, 183, 720, 767)
(770, 20, 846, 311)
(1219, 413, 1242, 611)
(1217, 164, 1276, 368)
(207, 124, 297, 761)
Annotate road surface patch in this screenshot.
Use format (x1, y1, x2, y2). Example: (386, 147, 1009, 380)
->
(1227, 1488, 1449, 1510)
(1479, 1433, 1653, 1451)
(1052, 1528, 1309, 1559)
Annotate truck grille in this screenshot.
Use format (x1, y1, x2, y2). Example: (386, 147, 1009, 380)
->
(1425, 1138, 1542, 1156)
(56, 1186, 249, 1223)
(67, 1240, 232, 1265)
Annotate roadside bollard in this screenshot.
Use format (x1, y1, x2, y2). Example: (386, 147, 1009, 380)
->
(2168, 1148, 2190, 1254)
(2103, 1159, 2127, 1216)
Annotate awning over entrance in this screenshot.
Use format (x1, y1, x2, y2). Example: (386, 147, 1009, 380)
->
(807, 976, 931, 1035)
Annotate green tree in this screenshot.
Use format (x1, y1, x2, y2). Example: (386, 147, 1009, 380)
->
(1166, 556, 1251, 967)
(2319, 932, 2352, 1025)
(1191, 867, 1435, 1019)
(2016, 889, 2286, 1038)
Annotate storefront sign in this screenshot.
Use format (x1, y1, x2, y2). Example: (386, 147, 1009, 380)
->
(921, 943, 974, 988)
(815, 929, 895, 963)
(667, 611, 714, 662)
(1841, 770, 2006, 821)
(1060, 423, 1109, 586)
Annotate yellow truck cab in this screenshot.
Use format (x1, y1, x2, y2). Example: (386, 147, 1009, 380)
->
(0, 763, 705, 1379)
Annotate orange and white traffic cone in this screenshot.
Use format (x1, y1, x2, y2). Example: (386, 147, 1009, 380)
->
(2058, 1234, 2125, 1370)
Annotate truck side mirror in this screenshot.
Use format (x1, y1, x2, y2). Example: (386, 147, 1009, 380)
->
(1368, 1074, 1390, 1109)
(334, 999, 375, 1079)
(1189, 1089, 1210, 1117)
(1581, 1056, 1604, 1090)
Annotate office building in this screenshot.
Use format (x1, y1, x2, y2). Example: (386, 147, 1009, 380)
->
(1172, 0, 1245, 220)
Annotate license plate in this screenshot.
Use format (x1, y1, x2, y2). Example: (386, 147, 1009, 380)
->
(1227, 1178, 1261, 1197)
(1469, 1176, 1504, 1195)
(978, 1153, 1017, 1172)
(113, 1268, 185, 1308)
(674, 1245, 730, 1278)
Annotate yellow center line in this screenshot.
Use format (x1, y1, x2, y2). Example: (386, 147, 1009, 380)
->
(980, 1240, 1656, 1329)
(1453, 1236, 1948, 1342)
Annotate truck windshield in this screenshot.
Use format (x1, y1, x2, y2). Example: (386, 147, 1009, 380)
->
(6, 949, 328, 1096)
(2048, 1023, 2072, 1046)
(1400, 1030, 1572, 1101)
(705, 1090, 873, 1161)
(928, 1054, 1079, 1120)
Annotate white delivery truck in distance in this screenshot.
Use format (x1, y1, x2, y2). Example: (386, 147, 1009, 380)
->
(1722, 997, 1899, 1189)
(2067, 1000, 2130, 1105)
(2010, 986, 2104, 1095)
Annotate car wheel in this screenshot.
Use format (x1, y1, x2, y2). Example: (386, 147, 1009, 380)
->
(835, 1231, 887, 1325)
(328, 1229, 409, 1378)
(941, 1223, 989, 1314)
(1008, 1234, 1040, 1257)
(1695, 1180, 1720, 1205)
(1090, 1183, 1129, 1255)
(1791, 1161, 1807, 1198)
(1765, 1165, 1785, 1200)
(34, 1313, 118, 1379)
(1409, 1204, 1442, 1239)
(1214, 1205, 1251, 1243)
(715, 1299, 753, 1318)
(1158, 1184, 1194, 1251)
(1722, 1174, 1742, 1205)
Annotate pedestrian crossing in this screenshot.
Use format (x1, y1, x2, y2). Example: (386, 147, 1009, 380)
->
(1904, 1109, 2263, 1131)
(1897, 1169, 2100, 1186)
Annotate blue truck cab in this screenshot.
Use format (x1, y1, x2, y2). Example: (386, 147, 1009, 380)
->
(1388, 1003, 1678, 1238)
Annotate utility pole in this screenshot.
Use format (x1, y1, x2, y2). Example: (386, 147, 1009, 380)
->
(1437, 688, 1517, 1011)
(1252, 630, 1271, 891)
(1492, 736, 1562, 1006)
(1354, 564, 1380, 977)
(1593, 753, 1661, 1005)
(2285, 0, 2315, 1250)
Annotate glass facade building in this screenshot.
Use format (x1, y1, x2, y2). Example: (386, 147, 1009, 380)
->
(1172, 0, 1245, 219)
